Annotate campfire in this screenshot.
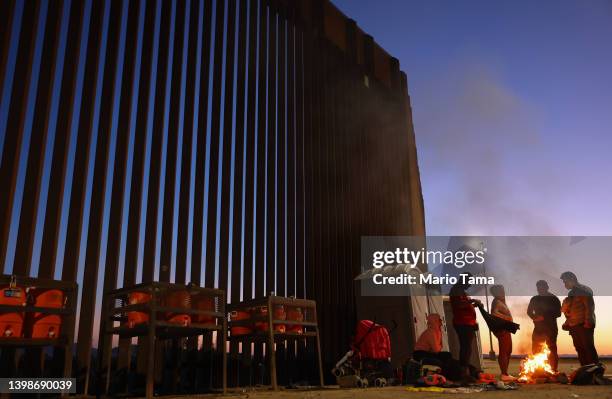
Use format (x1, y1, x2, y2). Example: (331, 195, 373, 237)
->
(518, 344, 556, 383)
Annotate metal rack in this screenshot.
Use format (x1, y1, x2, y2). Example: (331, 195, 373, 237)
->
(102, 282, 227, 398)
(0, 274, 78, 395)
(227, 295, 324, 390)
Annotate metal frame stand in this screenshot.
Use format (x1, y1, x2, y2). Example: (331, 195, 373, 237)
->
(227, 295, 324, 390)
(102, 282, 227, 398)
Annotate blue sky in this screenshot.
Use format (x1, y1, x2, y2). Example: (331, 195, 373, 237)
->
(333, 0, 612, 236)
(333, 0, 612, 354)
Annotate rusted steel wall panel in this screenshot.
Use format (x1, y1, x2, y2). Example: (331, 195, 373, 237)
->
(12, 0, 64, 276)
(374, 43, 391, 88)
(265, 1, 277, 296)
(100, 0, 144, 373)
(0, 0, 17, 98)
(232, 0, 248, 304)
(324, 1, 346, 51)
(0, 0, 42, 271)
(219, 0, 237, 294)
(60, 0, 104, 285)
(254, 0, 268, 299)
(285, 7, 296, 298)
(159, 0, 187, 283)
(38, 0, 87, 279)
(276, 6, 286, 297)
(142, 0, 174, 284)
(191, 0, 214, 286)
(294, 26, 305, 300)
(175, 0, 201, 285)
(242, 0, 258, 302)
(205, 0, 226, 289)
(76, 0, 125, 390)
(230, 1, 248, 384)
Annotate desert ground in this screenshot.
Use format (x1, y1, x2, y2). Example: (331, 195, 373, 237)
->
(157, 358, 612, 399)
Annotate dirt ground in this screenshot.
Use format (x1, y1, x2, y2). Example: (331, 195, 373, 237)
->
(214, 384, 612, 399)
(480, 357, 610, 378)
(165, 359, 612, 399)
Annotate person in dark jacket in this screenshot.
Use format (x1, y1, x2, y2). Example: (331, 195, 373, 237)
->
(449, 273, 481, 374)
(527, 280, 561, 371)
(560, 271, 598, 366)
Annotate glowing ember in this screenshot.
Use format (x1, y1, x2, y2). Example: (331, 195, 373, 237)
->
(518, 343, 555, 382)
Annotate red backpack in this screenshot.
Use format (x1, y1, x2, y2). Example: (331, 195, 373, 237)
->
(352, 320, 391, 360)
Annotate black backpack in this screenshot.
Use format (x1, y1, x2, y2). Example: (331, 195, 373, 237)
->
(570, 363, 610, 385)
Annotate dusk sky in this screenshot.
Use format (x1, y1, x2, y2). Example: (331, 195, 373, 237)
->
(333, 0, 612, 354)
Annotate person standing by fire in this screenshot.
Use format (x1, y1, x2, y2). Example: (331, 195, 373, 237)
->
(490, 285, 518, 382)
(527, 280, 561, 371)
(560, 271, 599, 366)
(449, 273, 481, 381)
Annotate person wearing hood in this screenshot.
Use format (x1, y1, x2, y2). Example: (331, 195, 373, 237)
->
(412, 314, 458, 380)
(560, 271, 598, 366)
(413, 313, 444, 358)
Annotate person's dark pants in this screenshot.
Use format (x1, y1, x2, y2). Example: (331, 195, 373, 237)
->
(569, 325, 599, 366)
(454, 325, 476, 366)
(412, 350, 453, 363)
(494, 330, 512, 375)
(532, 327, 559, 371)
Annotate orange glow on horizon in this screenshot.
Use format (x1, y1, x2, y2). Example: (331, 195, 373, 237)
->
(477, 296, 612, 356)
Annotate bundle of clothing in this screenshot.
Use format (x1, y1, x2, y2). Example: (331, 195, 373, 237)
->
(476, 303, 520, 334)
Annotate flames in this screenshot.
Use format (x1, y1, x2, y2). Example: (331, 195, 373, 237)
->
(518, 343, 555, 382)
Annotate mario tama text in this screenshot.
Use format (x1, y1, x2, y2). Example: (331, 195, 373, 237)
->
(372, 272, 495, 286)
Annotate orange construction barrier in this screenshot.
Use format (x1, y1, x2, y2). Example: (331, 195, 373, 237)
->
(229, 309, 252, 336)
(286, 306, 304, 334)
(127, 291, 151, 328)
(163, 289, 191, 326)
(30, 289, 64, 339)
(0, 277, 26, 338)
(192, 294, 215, 324)
(253, 305, 286, 333)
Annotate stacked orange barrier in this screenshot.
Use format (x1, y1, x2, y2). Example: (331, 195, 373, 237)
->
(286, 306, 304, 334)
(0, 277, 26, 338)
(254, 305, 286, 333)
(30, 289, 64, 338)
(192, 293, 215, 324)
(127, 291, 151, 328)
(229, 309, 252, 336)
(163, 289, 191, 326)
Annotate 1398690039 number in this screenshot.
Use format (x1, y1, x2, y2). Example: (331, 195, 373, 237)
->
(0, 378, 76, 393)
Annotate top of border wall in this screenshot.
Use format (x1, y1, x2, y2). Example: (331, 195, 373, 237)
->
(279, 0, 408, 96)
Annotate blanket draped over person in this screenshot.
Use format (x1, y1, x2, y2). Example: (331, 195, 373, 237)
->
(476, 303, 520, 334)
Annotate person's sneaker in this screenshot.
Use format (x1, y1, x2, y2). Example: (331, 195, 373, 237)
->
(500, 374, 517, 382)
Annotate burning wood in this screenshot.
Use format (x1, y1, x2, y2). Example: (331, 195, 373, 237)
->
(518, 344, 556, 383)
